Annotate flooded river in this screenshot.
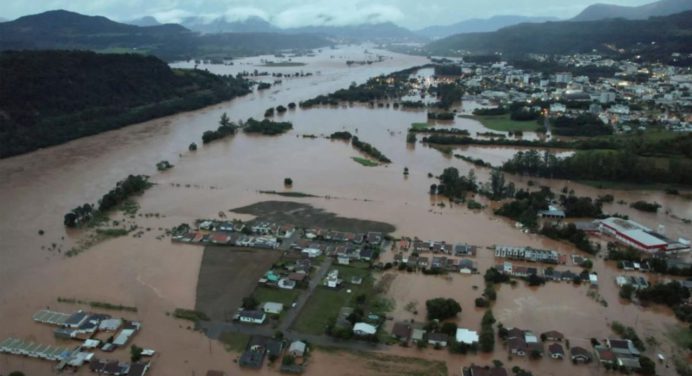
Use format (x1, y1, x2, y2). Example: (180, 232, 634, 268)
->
(0, 44, 690, 375)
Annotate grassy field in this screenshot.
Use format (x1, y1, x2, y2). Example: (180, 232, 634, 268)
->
(314, 349, 448, 376)
(411, 122, 430, 130)
(292, 264, 375, 335)
(219, 332, 250, 353)
(259, 62, 306, 67)
(352, 157, 379, 167)
(253, 286, 300, 306)
(468, 114, 540, 132)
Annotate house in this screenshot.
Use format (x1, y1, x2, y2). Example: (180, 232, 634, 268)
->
(392, 322, 412, 343)
(597, 347, 617, 365)
(366, 232, 383, 245)
(337, 255, 350, 265)
(288, 340, 307, 357)
(539, 207, 566, 219)
(607, 339, 640, 357)
(570, 346, 592, 363)
(542, 330, 564, 341)
(455, 243, 477, 256)
(325, 270, 341, 288)
(238, 310, 266, 325)
(301, 248, 322, 258)
(589, 273, 598, 286)
(456, 328, 479, 345)
(418, 257, 429, 269)
(508, 337, 528, 356)
(548, 343, 564, 359)
(411, 328, 426, 344)
(459, 259, 476, 274)
(617, 356, 641, 370)
(353, 322, 377, 336)
(463, 365, 508, 376)
(350, 276, 363, 285)
(427, 332, 448, 347)
(359, 248, 375, 261)
(239, 349, 265, 369)
(262, 302, 284, 315)
(287, 272, 307, 283)
(278, 278, 296, 290)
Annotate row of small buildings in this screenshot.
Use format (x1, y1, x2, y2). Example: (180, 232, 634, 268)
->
(0, 309, 151, 375)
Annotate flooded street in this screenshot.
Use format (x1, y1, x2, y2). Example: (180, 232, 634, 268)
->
(0, 44, 690, 375)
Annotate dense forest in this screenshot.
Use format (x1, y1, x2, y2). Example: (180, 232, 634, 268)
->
(501, 148, 692, 186)
(425, 11, 692, 59)
(0, 50, 251, 158)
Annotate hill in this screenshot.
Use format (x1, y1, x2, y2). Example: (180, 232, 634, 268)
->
(127, 16, 162, 27)
(417, 15, 558, 39)
(425, 11, 692, 59)
(0, 10, 332, 61)
(0, 50, 251, 158)
(572, 0, 692, 21)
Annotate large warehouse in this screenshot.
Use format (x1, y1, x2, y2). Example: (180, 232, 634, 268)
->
(599, 217, 669, 252)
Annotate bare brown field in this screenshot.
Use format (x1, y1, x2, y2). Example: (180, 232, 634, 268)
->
(232, 201, 396, 233)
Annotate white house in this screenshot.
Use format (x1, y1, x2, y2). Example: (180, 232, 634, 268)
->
(288, 341, 307, 357)
(326, 270, 341, 288)
(353, 322, 377, 336)
(301, 248, 322, 258)
(262, 302, 284, 315)
(238, 310, 266, 324)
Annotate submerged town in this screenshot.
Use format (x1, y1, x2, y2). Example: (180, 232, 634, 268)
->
(1, 1, 692, 376)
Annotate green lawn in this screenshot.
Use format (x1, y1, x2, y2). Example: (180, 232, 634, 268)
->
(292, 287, 355, 335)
(411, 122, 430, 130)
(293, 263, 387, 335)
(219, 332, 250, 353)
(253, 286, 300, 306)
(472, 114, 541, 132)
(352, 157, 379, 167)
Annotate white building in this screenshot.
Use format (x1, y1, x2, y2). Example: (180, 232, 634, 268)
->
(353, 322, 377, 336)
(455, 328, 479, 345)
(262, 302, 284, 315)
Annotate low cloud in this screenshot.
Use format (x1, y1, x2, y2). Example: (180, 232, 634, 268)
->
(272, 3, 404, 28)
(223, 6, 269, 21)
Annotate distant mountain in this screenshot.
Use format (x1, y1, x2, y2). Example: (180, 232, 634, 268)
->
(127, 16, 161, 27)
(183, 16, 278, 33)
(417, 15, 558, 39)
(425, 11, 692, 58)
(572, 0, 692, 21)
(0, 10, 332, 61)
(182, 17, 422, 42)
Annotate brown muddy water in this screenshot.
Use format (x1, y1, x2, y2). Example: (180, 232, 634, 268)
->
(0, 44, 690, 375)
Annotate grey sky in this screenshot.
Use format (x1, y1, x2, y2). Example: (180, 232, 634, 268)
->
(2, 0, 656, 29)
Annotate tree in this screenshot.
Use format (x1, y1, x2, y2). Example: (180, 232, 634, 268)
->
(441, 322, 457, 336)
(284, 177, 293, 186)
(219, 112, 231, 127)
(189, 142, 197, 151)
(619, 284, 635, 300)
(425, 298, 461, 320)
(639, 355, 656, 375)
(242, 296, 259, 310)
(282, 354, 296, 366)
(130, 344, 143, 362)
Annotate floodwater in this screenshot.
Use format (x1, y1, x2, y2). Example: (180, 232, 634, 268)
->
(0, 44, 690, 375)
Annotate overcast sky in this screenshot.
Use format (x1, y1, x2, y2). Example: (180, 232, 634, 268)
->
(2, 0, 656, 29)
